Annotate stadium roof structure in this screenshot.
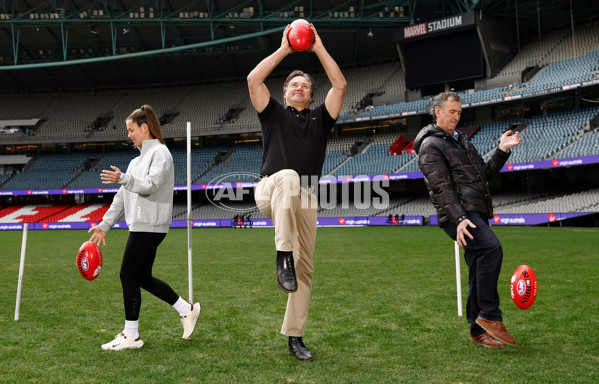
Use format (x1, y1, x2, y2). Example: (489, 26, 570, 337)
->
(0, 0, 597, 92)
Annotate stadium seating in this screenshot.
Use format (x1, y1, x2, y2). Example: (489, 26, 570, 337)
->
(0, 173, 12, 185)
(495, 188, 599, 214)
(67, 150, 135, 189)
(43, 203, 110, 222)
(1, 152, 92, 191)
(491, 105, 599, 164)
(556, 129, 599, 159)
(330, 144, 414, 177)
(171, 145, 229, 185)
(1, 40, 598, 143)
(512, 50, 599, 96)
(2, 102, 599, 192)
(193, 142, 262, 184)
(0, 204, 71, 223)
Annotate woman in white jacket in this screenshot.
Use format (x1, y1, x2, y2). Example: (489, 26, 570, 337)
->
(89, 105, 200, 351)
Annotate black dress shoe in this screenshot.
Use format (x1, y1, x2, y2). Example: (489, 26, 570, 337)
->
(276, 251, 297, 293)
(288, 337, 314, 361)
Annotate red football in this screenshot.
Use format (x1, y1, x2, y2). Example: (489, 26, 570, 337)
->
(76, 241, 103, 281)
(510, 265, 538, 310)
(288, 19, 314, 51)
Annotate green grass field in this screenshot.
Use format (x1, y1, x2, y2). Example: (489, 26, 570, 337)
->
(1, 226, 598, 383)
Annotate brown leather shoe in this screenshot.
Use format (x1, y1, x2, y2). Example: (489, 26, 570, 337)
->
(471, 333, 505, 349)
(476, 316, 516, 345)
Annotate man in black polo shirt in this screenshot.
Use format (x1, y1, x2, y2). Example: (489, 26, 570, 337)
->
(248, 23, 346, 361)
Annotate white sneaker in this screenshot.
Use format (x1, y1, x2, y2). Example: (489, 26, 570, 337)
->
(181, 302, 201, 340)
(101, 332, 144, 351)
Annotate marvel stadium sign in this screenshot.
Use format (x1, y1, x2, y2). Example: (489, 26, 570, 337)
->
(400, 11, 476, 40)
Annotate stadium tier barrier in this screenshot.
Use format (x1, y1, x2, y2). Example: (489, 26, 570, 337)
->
(1, 153, 599, 196)
(0, 212, 594, 232)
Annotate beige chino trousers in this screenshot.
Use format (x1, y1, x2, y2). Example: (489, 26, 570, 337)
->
(254, 169, 317, 337)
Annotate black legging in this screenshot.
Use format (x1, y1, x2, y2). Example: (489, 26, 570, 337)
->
(121, 231, 179, 321)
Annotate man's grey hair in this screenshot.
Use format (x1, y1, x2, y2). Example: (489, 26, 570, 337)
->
(430, 91, 461, 122)
(283, 70, 314, 98)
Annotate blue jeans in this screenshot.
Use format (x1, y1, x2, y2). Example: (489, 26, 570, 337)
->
(443, 212, 503, 337)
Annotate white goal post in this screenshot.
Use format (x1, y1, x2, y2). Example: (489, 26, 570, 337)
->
(14, 223, 28, 321)
(455, 241, 463, 317)
(187, 122, 194, 304)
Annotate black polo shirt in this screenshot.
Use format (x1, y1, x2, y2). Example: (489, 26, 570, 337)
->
(258, 96, 336, 183)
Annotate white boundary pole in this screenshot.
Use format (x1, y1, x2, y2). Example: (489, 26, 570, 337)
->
(187, 122, 194, 303)
(14, 223, 28, 321)
(454, 241, 463, 317)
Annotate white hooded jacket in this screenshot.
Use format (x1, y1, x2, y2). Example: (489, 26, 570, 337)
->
(98, 139, 174, 234)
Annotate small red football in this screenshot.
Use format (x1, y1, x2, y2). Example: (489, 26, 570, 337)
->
(77, 241, 103, 281)
(288, 19, 314, 51)
(510, 265, 538, 310)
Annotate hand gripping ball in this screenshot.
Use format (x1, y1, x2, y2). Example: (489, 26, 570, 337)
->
(288, 19, 314, 51)
(510, 265, 538, 310)
(77, 241, 103, 281)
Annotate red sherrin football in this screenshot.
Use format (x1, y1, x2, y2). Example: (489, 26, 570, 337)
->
(288, 19, 314, 51)
(77, 241, 103, 281)
(510, 265, 538, 310)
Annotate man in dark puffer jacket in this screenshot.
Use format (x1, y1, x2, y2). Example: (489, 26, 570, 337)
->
(414, 91, 522, 349)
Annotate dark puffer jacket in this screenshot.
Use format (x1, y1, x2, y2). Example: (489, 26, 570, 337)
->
(414, 124, 510, 227)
